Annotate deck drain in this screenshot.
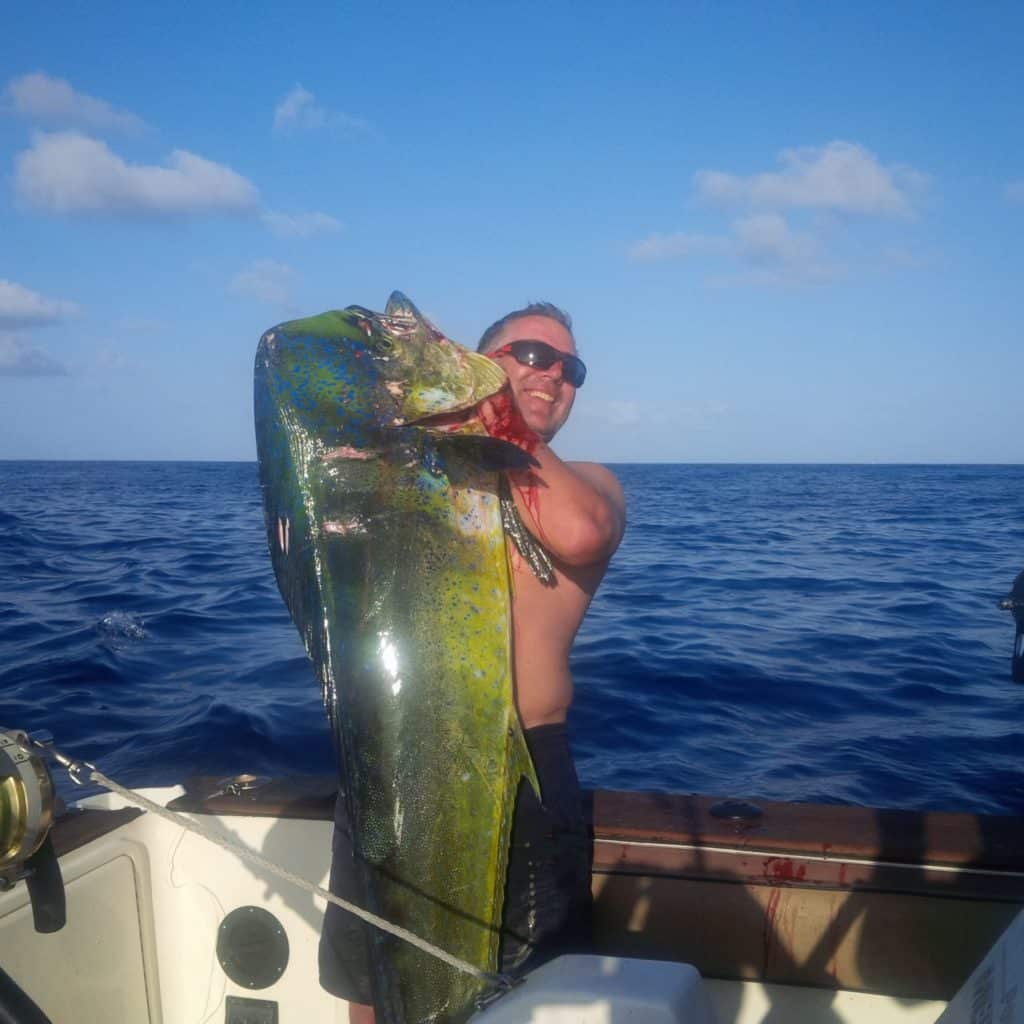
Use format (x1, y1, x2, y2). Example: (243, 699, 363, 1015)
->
(216, 905, 289, 989)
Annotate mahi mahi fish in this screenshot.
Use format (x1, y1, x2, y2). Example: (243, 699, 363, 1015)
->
(254, 292, 540, 1023)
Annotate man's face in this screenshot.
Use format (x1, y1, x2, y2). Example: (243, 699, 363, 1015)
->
(486, 315, 578, 442)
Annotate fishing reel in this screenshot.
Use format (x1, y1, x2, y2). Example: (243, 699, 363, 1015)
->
(1000, 570, 1024, 684)
(0, 728, 65, 933)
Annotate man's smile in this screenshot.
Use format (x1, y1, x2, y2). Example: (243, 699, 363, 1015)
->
(525, 389, 556, 403)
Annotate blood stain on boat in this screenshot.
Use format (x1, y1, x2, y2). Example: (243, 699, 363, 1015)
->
(762, 857, 807, 883)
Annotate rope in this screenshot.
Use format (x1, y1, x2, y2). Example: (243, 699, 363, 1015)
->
(16, 739, 508, 988)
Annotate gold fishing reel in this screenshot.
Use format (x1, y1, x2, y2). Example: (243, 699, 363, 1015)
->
(0, 728, 56, 876)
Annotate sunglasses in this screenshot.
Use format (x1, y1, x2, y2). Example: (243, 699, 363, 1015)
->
(490, 340, 587, 388)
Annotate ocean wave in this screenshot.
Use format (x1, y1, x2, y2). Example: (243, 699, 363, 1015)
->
(4, 461, 1024, 815)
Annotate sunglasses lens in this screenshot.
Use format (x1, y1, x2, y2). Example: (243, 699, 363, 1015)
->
(564, 358, 586, 387)
(505, 342, 586, 388)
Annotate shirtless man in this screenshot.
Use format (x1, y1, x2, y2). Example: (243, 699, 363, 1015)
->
(477, 301, 626, 973)
(479, 303, 625, 727)
(320, 302, 626, 1023)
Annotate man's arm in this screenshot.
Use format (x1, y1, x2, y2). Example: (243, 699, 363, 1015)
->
(507, 445, 626, 567)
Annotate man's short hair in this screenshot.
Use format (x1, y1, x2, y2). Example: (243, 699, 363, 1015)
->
(477, 302, 574, 353)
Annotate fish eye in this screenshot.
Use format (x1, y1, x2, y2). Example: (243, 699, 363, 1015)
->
(374, 337, 395, 354)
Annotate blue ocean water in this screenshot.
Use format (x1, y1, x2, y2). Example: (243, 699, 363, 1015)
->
(1, 461, 1021, 816)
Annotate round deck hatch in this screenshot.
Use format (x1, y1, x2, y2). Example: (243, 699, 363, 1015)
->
(216, 906, 289, 989)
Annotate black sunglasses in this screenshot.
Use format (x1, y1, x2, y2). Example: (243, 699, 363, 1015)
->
(490, 340, 587, 388)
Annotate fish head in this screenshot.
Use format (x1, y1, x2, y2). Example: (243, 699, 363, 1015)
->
(376, 291, 507, 424)
(259, 296, 506, 438)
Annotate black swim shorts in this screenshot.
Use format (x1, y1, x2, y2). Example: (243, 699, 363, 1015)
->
(318, 722, 593, 1006)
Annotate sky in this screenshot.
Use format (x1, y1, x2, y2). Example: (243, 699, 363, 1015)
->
(2, 2, 1022, 463)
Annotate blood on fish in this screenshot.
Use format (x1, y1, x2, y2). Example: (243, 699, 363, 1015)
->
(479, 386, 550, 543)
(509, 474, 545, 545)
(481, 387, 540, 455)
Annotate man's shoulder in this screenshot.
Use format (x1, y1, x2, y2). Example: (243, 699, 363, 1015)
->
(567, 460, 621, 489)
(566, 462, 625, 511)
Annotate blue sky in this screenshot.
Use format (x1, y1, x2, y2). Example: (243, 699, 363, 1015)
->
(2, 2, 1021, 462)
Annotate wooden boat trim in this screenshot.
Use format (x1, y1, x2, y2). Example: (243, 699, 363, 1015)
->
(591, 790, 1024, 870)
(163, 777, 1024, 876)
(596, 835, 1024, 878)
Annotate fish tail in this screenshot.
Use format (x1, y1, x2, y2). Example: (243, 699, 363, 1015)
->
(485, 715, 541, 982)
(510, 716, 541, 801)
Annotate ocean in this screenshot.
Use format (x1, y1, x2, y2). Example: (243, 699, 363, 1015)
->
(1, 461, 1022, 816)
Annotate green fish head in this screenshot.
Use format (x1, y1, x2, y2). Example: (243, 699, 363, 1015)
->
(378, 291, 506, 424)
(260, 294, 505, 438)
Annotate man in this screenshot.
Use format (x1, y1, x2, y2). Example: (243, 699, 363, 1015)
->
(321, 302, 626, 1023)
(477, 300, 626, 972)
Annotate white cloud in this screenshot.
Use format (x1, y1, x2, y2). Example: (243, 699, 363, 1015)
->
(0, 279, 80, 327)
(273, 85, 324, 132)
(3, 71, 146, 133)
(1005, 180, 1024, 204)
(696, 141, 925, 218)
(626, 215, 831, 283)
(261, 209, 343, 238)
(15, 132, 260, 216)
(627, 232, 729, 263)
(230, 260, 296, 305)
(733, 213, 830, 278)
(272, 84, 371, 137)
(0, 332, 69, 376)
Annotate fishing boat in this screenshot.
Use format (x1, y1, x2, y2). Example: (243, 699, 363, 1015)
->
(2, 730, 1022, 1023)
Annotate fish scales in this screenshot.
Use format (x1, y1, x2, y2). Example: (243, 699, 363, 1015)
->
(254, 294, 538, 1023)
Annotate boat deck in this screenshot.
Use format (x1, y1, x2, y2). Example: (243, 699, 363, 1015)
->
(2, 777, 1022, 1023)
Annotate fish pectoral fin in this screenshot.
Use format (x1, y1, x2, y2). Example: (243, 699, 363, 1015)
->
(431, 432, 540, 471)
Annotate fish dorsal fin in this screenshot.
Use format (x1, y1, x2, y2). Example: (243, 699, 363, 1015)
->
(383, 291, 443, 344)
(385, 291, 421, 320)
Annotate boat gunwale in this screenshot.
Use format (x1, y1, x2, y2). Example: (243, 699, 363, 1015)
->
(105, 775, 1024, 881)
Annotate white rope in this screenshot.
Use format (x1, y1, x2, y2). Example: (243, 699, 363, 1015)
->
(17, 738, 505, 987)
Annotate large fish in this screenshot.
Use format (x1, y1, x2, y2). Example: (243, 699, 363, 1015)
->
(254, 293, 539, 1023)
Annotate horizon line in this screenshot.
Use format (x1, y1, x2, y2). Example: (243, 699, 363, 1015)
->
(2, 458, 1022, 468)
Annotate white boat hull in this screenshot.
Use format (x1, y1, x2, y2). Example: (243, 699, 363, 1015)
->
(0, 782, 976, 1024)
